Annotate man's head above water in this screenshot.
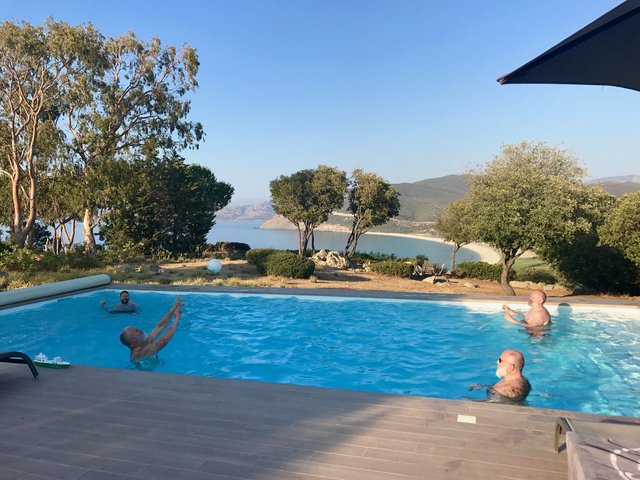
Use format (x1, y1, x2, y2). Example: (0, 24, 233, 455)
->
(528, 290, 546, 307)
(119, 291, 130, 304)
(119, 326, 147, 348)
(496, 349, 525, 378)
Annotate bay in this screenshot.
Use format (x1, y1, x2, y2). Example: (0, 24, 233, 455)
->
(207, 220, 480, 265)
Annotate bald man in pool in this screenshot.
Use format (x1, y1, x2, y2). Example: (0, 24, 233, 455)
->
(502, 290, 551, 328)
(469, 349, 531, 403)
(119, 297, 182, 361)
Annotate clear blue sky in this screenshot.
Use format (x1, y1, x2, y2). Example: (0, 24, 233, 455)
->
(4, 0, 638, 202)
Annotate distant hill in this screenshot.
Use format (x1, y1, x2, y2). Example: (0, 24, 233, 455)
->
(587, 175, 640, 197)
(217, 201, 274, 221)
(222, 173, 639, 226)
(392, 174, 469, 222)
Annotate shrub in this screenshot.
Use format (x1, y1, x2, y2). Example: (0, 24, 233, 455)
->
(65, 252, 103, 270)
(262, 251, 315, 278)
(457, 261, 516, 282)
(246, 248, 280, 273)
(370, 260, 413, 278)
(207, 241, 251, 259)
(516, 268, 558, 284)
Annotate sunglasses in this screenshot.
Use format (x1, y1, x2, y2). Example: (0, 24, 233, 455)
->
(498, 357, 515, 367)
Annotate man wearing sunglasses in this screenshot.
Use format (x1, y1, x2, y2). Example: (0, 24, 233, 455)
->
(469, 349, 531, 403)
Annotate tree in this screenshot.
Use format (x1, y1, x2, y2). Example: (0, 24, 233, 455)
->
(462, 141, 589, 295)
(270, 165, 347, 256)
(64, 31, 203, 253)
(537, 185, 640, 294)
(0, 19, 101, 246)
(344, 169, 400, 258)
(599, 192, 640, 268)
(99, 157, 232, 256)
(435, 198, 475, 274)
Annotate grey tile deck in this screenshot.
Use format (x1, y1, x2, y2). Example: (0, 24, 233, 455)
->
(3, 364, 637, 480)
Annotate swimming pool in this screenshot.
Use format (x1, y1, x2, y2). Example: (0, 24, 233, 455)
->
(2, 290, 639, 417)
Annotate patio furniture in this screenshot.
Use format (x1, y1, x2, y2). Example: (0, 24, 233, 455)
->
(555, 417, 640, 452)
(0, 351, 39, 378)
(555, 417, 640, 480)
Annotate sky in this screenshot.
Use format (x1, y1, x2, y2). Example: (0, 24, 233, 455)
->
(4, 0, 639, 203)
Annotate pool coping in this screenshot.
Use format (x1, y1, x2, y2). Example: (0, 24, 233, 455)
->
(1, 282, 639, 310)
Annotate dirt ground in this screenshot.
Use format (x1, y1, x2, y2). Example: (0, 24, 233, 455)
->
(157, 259, 596, 300)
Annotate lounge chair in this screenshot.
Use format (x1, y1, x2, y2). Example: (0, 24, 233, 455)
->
(0, 351, 39, 378)
(555, 417, 640, 480)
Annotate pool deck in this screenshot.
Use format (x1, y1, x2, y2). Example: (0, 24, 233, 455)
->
(2, 364, 639, 480)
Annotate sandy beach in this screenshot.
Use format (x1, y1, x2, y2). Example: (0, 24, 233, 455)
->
(365, 231, 502, 264)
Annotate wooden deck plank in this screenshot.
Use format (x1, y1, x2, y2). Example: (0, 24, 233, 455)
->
(2, 363, 635, 480)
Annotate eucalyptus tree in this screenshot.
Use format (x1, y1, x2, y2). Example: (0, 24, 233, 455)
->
(270, 165, 347, 256)
(63, 31, 203, 253)
(462, 141, 590, 295)
(435, 198, 475, 274)
(0, 19, 102, 246)
(344, 169, 400, 258)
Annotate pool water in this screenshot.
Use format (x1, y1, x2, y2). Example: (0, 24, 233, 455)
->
(2, 290, 639, 417)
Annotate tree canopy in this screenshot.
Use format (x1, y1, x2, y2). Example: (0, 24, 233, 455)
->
(344, 169, 400, 258)
(270, 165, 347, 255)
(461, 141, 591, 295)
(599, 192, 640, 268)
(434, 198, 475, 274)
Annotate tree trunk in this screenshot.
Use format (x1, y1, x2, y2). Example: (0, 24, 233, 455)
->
(11, 171, 23, 246)
(500, 251, 518, 296)
(345, 218, 363, 258)
(311, 231, 315, 254)
(451, 243, 461, 275)
(296, 225, 304, 256)
(83, 208, 97, 253)
(346, 231, 362, 258)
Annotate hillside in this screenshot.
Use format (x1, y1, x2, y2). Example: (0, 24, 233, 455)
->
(392, 174, 469, 222)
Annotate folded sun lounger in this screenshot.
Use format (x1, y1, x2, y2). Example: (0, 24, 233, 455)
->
(555, 417, 640, 480)
(0, 351, 39, 378)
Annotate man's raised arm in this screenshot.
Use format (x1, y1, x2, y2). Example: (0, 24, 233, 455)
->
(147, 297, 182, 342)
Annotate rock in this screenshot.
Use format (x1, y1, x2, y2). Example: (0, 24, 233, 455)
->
(543, 283, 556, 291)
(423, 276, 436, 284)
(113, 263, 134, 273)
(325, 251, 349, 270)
(312, 249, 329, 262)
(136, 263, 161, 274)
(464, 281, 479, 288)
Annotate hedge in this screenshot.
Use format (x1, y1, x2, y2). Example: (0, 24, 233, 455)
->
(457, 261, 516, 282)
(369, 260, 413, 278)
(262, 251, 315, 279)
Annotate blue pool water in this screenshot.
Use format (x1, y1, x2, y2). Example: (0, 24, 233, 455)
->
(2, 290, 639, 417)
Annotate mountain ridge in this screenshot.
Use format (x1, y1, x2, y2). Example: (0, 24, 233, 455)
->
(218, 174, 640, 223)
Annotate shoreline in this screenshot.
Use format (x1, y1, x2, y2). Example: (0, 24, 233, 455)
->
(258, 216, 501, 264)
(364, 231, 502, 264)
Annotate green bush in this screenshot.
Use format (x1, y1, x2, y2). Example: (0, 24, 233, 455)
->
(516, 268, 558, 284)
(65, 252, 103, 270)
(262, 251, 315, 279)
(370, 260, 413, 278)
(207, 241, 251, 259)
(0, 249, 102, 272)
(457, 261, 516, 282)
(246, 248, 280, 273)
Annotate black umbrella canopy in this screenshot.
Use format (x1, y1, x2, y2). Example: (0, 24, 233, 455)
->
(498, 0, 640, 92)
